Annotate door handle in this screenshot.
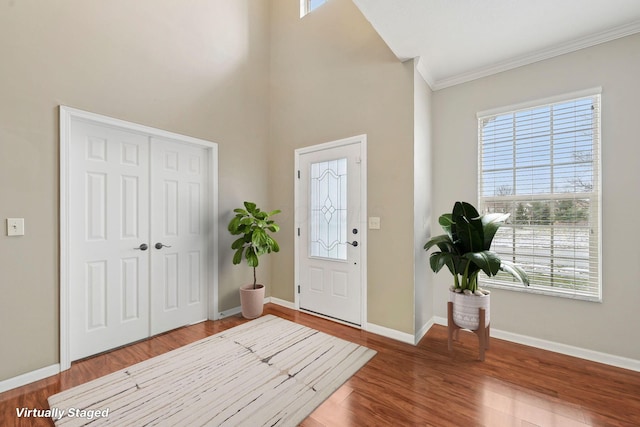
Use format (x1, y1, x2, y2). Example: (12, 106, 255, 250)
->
(134, 243, 149, 251)
(155, 242, 172, 250)
(346, 241, 358, 247)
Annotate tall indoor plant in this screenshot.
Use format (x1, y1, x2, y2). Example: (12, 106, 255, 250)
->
(424, 201, 529, 330)
(228, 201, 281, 319)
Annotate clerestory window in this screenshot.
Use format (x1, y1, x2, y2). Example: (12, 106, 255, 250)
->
(477, 88, 602, 301)
(300, 0, 327, 18)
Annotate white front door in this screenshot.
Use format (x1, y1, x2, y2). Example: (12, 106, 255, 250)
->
(69, 120, 151, 360)
(68, 119, 211, 361)
(150, 138, 209, 335)
(296, 137, 366, 326)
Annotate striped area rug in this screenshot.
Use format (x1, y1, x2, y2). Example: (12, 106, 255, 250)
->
(48, 315, 376, 426)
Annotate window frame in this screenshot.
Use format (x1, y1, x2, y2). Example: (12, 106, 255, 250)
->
(477, 88, 602, 302)
(300, 0, 327, 18)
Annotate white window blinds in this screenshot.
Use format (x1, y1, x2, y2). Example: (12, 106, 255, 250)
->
(477, 89, 601, 301)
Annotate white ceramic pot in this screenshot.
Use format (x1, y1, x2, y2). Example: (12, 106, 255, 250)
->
(449, 289, 490, 331)
(239, 284, 265, 319)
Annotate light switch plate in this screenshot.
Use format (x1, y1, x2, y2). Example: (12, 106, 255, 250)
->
(7, 218, 25, 236)
(368, 216, 381, 230)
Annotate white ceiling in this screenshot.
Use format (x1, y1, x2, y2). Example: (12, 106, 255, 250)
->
(352, 0, 640, 90)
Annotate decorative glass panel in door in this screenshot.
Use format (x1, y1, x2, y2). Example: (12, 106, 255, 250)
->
(310, 158, 347, 260)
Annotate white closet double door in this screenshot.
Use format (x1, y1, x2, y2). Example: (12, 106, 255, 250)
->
(68, 119, 210, 361)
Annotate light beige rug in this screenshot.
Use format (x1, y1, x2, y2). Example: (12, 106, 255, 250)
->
(48, 315, 376, 426)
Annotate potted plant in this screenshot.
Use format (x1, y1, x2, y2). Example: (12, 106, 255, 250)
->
(424, 201, 529, 331)
(228, 201, 281, 319)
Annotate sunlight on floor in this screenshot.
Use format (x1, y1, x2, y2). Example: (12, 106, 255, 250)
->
(481, 377, 591, 426)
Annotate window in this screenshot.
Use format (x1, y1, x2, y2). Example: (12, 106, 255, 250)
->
(310, 158, 348, 260)
(300, 0, 326, 17)
(477, 89, 601, 301)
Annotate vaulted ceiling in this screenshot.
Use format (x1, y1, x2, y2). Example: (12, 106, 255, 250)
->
(352, 0, 640, 90)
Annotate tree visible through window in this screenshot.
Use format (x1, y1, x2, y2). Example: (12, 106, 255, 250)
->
(477, 90, 601, 301)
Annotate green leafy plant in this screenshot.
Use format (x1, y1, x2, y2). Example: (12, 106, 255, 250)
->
(228, 201, 281, 289)
(424, 201, 529, 294)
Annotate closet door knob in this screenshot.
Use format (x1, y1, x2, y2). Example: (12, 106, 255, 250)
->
(134, 243, 149, 251)
(155, 242, 172, 250)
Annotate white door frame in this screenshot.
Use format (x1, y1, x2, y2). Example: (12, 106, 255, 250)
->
(59, 106, 219, 371)
(294, 134, 367, 328)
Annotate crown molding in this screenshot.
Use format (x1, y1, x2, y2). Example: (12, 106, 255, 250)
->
(413, 56, 435, 89)
(426, 20, 640, 91)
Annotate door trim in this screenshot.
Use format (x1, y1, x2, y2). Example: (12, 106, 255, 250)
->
(293, 134, 368, 328)
(59, 106, 219, 370)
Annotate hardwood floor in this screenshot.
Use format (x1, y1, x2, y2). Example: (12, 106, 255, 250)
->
(1, 303, 639, 426)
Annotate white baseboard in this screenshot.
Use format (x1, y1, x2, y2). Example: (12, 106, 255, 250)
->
(218, 296, 279, 319)
(415, 318, 434, 345)
(432, 316, 640, 372)
(0, 364, 60, 394)
(433, 316, 447, 326)
(365, 322, 415, 345)
(219, 301, 640, 372)
(491, 329, 640, 372)
(218, 305, 242, 318)
(268, 297, 296, 310)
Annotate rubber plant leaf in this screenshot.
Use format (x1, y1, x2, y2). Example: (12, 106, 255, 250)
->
(424, 234, 456, 253)
(438, 214, 455, 240)
(464, 250, 501, 277)
(430, 252, 458, 275)
(452, 202, 484, 252)
(481, 212, 510, 250)
(500, 260, 530, 286)
(454, 215, 484, 253)
(454, 201, 480, 219)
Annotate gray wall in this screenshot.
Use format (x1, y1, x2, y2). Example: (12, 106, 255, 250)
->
(413, 61, 434, 335)
(0, 0, 271, 381)
(269, 0, 418, 334)
(432, 33, 640, 360)
(2, 0, 636, 385)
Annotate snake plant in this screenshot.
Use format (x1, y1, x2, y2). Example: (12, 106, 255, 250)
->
(424, 201, 529, 294)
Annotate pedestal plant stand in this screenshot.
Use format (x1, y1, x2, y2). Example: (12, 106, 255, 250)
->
(447, 302, 490, 361)
(424, 201, 529, 362)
